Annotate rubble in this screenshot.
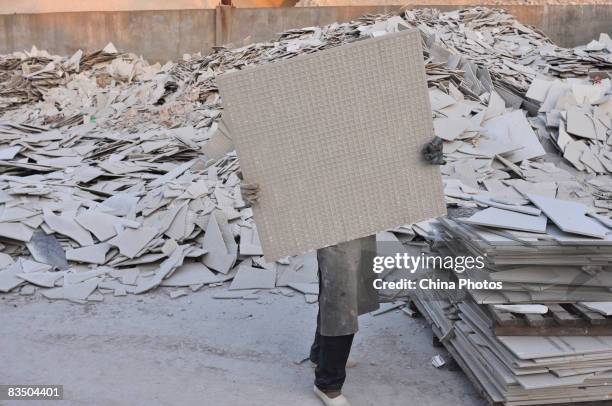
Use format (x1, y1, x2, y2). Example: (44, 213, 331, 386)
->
(406, 9, 611, 93)
(0, 6, 610, 320)
(526, 74, 612, 175)
(1, 6, 611, 403)
(431, 354, 446, 368)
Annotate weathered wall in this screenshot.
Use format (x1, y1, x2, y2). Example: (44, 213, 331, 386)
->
(216, 5, 612, 48)
(540, 5, 611, 47)
(0, 10, 217, 63)
(0, 5, 610, 62)
(0, 0, 219, 14)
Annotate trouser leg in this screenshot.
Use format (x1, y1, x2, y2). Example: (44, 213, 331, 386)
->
(310, 310, 321, 364)
(314, 332, 354, 391)
(311, 278, 355, 391)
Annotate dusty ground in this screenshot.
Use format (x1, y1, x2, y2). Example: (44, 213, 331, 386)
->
(0, 288, 485, 406)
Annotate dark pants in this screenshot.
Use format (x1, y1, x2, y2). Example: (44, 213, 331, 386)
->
(309, 310, 354, 391)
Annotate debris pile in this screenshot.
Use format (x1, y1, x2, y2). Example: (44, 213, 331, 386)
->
(526, 75, 612, 175)
(408, 10, 612, 405)
(0, 43, 136, 112)
(407, 9, 611, 92)
(0, 7, 610, 318)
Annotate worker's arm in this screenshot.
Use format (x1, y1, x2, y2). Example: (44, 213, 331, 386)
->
(241, 183, 259, 206)
(422, 137, 445, 165)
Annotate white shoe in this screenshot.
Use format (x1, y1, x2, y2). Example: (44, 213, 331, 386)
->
(314, 386, 351, 406)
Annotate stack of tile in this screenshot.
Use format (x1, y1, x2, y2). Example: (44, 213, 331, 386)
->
(452, 306, 612, 405)
(413, 194, 612, 404)
(439, 216, 612, 299)
(440, 217, 612, 268)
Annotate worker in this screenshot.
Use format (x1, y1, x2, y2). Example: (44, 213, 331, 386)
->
(240, 137, 445, 406)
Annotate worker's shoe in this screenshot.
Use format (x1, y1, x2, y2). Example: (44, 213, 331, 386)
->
(314, 386, 351, 406)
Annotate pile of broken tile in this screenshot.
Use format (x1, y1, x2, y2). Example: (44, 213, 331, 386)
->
(526, 74, 612, 176)
(406, 8, 612, 92)
(0, 15, 427, 303)
(0, 6, 610, 318)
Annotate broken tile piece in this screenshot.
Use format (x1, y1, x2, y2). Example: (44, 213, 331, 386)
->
(579, 302, 612, 316)
(239, 226, 263, 256)
(494, 304, 548, 314)
(462, 207, 548, 233)
(433, 117, 471, 141)
(42, 277, 101, 302)
(66, 243, 111, 264)
(202, 213, 236, 274)
(169, 289, 188, 299)
(19, 284, 36, 296)
(26, 231, 69, 270)
(527, 194, 609, 239)
(0, 253, 14, 269)
(160, 262, 219, 287)
(0, 264, 24, 292)
(0, 222, 34, 242)
(566, 107, 597, 140)
(108, 227, 158, 259)
(212, 289, 259, 299)
(229, 265, 276, 290)
(287, 282, 319, 295)
(16, 271, 64, 288)
(87, 292, 104, 302)
(75, 212, 123, 241)
(43, 210, 94, 247)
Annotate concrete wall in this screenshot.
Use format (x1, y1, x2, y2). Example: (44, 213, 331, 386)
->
(0, 5, 610, 62)
(0, 0, 219, 14)
(216, 5, 612, 48)
(0, 0, 300, 12)
(0, 10, 217, 63)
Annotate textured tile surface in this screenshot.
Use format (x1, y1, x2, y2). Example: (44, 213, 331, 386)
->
(217, 30, 445, 261)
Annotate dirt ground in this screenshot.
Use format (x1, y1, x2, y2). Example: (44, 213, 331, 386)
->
(0, 288, 485, 406)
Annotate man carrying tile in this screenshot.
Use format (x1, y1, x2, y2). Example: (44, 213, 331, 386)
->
(240, 137, 444, 406)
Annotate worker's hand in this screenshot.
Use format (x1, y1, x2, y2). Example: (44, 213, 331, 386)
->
(240, 183, 260, 206)
(422, 137, 446, 165)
